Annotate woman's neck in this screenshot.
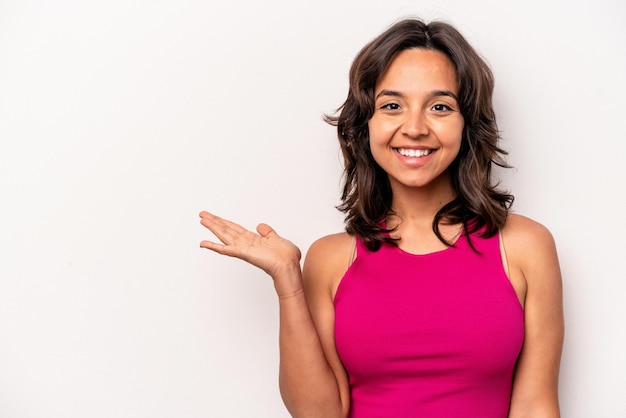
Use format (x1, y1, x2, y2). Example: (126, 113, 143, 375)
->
(386, 182, 462, 254)
(387, 174, 456, 226)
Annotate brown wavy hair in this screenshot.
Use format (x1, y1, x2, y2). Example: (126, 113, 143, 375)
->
(325, 18, 513, 251)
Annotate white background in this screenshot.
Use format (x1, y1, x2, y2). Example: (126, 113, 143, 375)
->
(1, 0, 625, 417)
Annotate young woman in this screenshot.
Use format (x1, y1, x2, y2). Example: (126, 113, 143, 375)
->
(199, 19, 563, 418)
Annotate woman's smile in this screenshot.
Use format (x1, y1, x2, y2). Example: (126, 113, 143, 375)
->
(395, 147, 434, 158)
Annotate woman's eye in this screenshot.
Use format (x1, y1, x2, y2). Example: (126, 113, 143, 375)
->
(381, 103, 400, 110)
(432, 103, 453, 112)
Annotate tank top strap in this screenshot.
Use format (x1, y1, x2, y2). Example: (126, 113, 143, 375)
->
(462, 226, 501, 255)
(354, 234, 368, 256)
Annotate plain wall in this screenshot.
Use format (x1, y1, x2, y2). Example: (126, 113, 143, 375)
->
(1, 0, 625, 416)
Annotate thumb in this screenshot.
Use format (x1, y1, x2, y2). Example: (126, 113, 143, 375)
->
(256, 223, 276, 237)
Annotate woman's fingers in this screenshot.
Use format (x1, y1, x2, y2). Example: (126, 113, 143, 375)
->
(199, 211, 268, 259)
(199, 211, 245, 232)
(199, 239, 225, 252)
(198, 211, 302, 278)
(199, 211, 252, 246)
(256, 223, 276, 238)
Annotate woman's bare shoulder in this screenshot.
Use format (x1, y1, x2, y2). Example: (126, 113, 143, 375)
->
(501, 213, 560, 283)
(303, 232, 354, 290)
(502, 213, 556, 250)
(308, 232, 354, 254)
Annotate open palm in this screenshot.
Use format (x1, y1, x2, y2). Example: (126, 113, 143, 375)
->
(199, 211, 302, 280)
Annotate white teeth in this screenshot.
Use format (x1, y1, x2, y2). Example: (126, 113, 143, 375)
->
(397, 148, 432, 158)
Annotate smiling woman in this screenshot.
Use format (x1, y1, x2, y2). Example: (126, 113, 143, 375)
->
(368, 48, 464, 192)
(200, 18, 563, 418)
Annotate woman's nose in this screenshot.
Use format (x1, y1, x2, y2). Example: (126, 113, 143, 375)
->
(401, 109, 429, 138)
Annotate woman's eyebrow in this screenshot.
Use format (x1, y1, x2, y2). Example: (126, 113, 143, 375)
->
(375, 89, 404, 100)
(374, 89, 459, 101)
(432, 90, 459, 101)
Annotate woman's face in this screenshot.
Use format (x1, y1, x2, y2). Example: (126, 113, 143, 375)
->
(368, 48, 464, 192)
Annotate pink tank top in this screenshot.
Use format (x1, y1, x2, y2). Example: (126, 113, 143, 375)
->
(334, 229, 524, 417)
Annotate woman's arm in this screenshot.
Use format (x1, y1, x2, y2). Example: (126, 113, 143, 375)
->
(199, 212, 349, 417)
(503, 214, 564, 418)
(299, 233, 353, 417)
